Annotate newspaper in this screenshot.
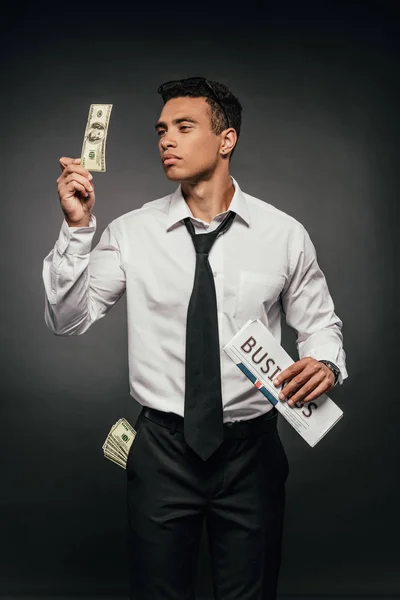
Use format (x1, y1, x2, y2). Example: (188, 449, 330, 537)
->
(223, 319, 343, 447)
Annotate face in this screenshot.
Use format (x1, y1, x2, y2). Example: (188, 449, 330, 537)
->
(88, 128, 104, 142)
(155, 96, 223, 183)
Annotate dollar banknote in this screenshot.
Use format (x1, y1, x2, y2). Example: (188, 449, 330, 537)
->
(102, 418, 137, 469)
(81, 104, 113, 172)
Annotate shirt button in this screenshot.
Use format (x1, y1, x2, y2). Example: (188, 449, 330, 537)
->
(213, 271, 217, 277)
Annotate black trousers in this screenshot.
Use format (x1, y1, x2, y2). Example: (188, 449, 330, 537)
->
(126, 406, 289, 600)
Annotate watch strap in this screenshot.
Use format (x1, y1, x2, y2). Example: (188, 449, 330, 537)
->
(318, 360, 340, 386)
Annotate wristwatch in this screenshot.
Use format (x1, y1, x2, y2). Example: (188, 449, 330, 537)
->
(318, 360, 340, 386)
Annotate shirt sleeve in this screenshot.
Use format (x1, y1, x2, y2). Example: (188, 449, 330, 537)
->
(42, 213, 126, 335)
(280, 222, 348, 385)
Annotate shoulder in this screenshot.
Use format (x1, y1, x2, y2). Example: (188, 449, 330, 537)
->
(243, 190, 308, 237)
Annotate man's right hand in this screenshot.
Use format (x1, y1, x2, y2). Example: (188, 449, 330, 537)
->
(57, 157, 96, 227)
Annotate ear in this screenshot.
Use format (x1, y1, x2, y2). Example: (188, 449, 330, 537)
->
(220, 128, 237, 156)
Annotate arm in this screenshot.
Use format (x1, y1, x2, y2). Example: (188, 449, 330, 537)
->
(280, 222, 348, 385)
(42, 214, 126, 335)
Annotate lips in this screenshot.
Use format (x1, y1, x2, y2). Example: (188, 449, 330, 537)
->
(163, 154, 180, 164)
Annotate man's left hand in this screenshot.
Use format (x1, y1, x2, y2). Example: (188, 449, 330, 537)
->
(273, 357, 335, 407)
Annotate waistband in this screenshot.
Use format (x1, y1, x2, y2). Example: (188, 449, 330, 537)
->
(140, 406, 278, 439)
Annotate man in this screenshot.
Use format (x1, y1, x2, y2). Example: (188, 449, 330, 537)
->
(42, 76, 348, 600)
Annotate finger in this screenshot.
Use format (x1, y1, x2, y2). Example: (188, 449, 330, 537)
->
(286, 373, 325, 406)
(278, 367, 317, 401)
(296, 379, 331, 405)
(274, 370, 292, 389)
(275, 368, 294, 384)
(65, 180, 90, 198)
(62, 164, 93, 181)
(274, 357, 318, 387)
(274, 361, 306, 387)
(64, 172, 93, 194)
(59, 157, 83, 172)
(59, 156, 74, 171)
(278, 365, 321, 402)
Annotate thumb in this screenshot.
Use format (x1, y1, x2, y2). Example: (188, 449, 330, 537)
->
(59, 156, 81, 171)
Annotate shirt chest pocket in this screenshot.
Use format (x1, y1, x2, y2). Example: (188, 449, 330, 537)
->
(234, 271, 285, 322)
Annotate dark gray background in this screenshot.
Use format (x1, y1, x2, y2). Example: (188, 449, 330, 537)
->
(1, 1, 399, 597)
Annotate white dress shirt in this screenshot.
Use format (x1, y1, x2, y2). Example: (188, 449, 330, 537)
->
(42, 176, 348, 423)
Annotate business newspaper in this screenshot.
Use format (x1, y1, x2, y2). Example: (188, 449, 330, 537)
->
(223, 319, 343, 447)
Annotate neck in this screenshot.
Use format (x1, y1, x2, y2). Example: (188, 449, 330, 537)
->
(181, 171, 234, 224)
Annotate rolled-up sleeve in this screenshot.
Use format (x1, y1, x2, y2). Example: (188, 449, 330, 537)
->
(280, 222, 348, 385)
(42, 214, 126, 335)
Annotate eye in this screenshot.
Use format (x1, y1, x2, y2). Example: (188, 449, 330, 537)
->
(157, 130, 165, 137)
(180, 125, 191, 131)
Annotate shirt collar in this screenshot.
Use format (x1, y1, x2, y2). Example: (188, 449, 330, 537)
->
(166, 175, 251, 231)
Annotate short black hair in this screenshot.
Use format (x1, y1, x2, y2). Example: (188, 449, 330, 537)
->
(157, 77, 242, 159)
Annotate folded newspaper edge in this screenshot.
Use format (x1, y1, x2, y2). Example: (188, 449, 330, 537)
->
(223, 319, 343, 447)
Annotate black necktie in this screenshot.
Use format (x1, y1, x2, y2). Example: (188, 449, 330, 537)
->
(183, 210, 237, 461)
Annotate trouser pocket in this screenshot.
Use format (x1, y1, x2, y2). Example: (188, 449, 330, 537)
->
(126, 410, 147, 473)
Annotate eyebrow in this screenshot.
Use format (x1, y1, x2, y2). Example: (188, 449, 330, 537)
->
(154, 117, 199, 130)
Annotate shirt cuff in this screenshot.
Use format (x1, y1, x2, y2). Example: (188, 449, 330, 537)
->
(56, 214, 97, 255)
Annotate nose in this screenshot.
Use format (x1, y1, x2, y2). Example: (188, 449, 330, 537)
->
(160, 135, 177, 151)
